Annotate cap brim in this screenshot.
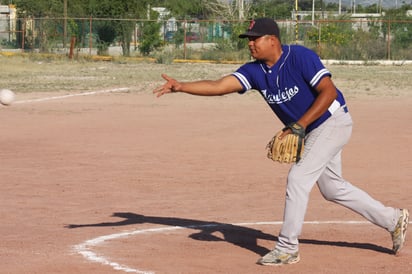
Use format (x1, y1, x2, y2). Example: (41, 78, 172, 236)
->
(238, 31, 264, 38)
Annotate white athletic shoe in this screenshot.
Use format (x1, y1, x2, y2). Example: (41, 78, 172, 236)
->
(391, 208, 409, 254)
(257, 248, 300, 265)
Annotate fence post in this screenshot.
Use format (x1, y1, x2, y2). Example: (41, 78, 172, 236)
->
(387, 20, 391, 60)
(69, 36, 76, 59)
(89, 16, 92, 55)
(21, 18, 25, 52)
(63, 0, 67, 49)
(184, 20, 187, 59)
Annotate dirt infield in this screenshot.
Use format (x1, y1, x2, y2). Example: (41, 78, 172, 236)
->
(0, 59, 411, 273)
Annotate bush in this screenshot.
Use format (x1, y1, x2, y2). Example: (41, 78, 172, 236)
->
(96, 24, 116, 55)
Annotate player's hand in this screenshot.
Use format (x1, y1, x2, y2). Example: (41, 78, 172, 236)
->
(279, 122, 306, 139)
(153, 74, 182, 97)
(278, 128, 292, 140)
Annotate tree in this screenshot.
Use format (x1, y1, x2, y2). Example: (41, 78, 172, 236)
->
(249, 0, 293, 19)
(138, 21, 163, 56)
(96, 24, 116, 55)
(381, 5, 412, 58)
(157, 0, 216, 20)
(306, 17, 355, 59)
(13, 0, 87, 17)
(86, 0, 158, 56)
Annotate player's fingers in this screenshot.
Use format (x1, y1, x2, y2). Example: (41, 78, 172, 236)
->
(154, 87, 170, 97)
(161, 73, 172, 81)
(153, 75, 173, 97)
(279, 129, 291, 140)
(153, 86, 165, 96)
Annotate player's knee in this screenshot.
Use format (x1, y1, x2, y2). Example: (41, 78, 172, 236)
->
(319, 190, 337, 201)
(318, 179, 346, 201)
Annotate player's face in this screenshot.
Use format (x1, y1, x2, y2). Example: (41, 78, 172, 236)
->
(247, 35, 274, 60)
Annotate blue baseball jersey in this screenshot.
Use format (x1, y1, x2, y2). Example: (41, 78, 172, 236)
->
(232, 44, 346, 133)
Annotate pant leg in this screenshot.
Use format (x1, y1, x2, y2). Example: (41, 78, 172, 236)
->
(318, 146, 398, 232)
(276, 109, 349, 253)
(276, 107, 398, 253)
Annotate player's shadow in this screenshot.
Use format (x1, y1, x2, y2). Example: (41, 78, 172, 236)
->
(66, 212, 275, 256)
(66, 212, 393, 255)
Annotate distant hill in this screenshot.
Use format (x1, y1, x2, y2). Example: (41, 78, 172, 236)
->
(324, 0, 408, 9)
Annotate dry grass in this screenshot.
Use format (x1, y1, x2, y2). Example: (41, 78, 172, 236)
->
(0, 55, 411, 98)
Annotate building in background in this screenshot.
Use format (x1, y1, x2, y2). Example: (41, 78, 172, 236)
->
(0, 4, 16, 43)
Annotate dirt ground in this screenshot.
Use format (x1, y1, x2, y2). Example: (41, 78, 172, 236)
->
(0, 59, 412, 274)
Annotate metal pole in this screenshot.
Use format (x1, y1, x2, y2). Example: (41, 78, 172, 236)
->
(22, 18, 26, 52)
(295, 0, 298, 43)
(184, 20, 187, 59)
(312, 0, 315, 25)
(89, 16, 92, 55)
(387, 20, 391, 60)
(238, 0, 244, 20)
(63, 0, 67, 48)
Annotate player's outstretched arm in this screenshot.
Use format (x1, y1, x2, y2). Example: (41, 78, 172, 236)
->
(153, 74, 243, 97)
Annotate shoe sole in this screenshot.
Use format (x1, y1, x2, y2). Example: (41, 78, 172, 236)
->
(394, 209, 409, 255)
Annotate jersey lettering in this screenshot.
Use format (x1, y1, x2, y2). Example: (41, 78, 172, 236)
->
(262, 86, 299, 104)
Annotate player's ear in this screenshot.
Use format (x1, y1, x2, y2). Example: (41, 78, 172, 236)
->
(267, 35, 277, 45)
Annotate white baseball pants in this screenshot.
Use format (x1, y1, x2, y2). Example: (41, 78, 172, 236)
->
(276, 106, 399, 253)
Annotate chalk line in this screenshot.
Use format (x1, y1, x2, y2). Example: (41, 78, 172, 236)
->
(72, 220, 377, 274)
(14, 87, 129, 104)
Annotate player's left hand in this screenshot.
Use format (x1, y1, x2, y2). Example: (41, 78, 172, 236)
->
(266, 122, 306, 163)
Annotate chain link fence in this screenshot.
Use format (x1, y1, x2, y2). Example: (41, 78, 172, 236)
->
(1, 17, 411, 61)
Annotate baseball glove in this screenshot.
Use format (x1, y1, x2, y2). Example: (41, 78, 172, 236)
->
(266, 122, 305, 164)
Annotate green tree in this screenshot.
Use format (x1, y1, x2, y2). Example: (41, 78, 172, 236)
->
(14, 0, 61, 17)
(96, 23, 116, 55)
(250, 0, 293, 19)
(157, 0, 216, 20)
(14, 0, 87, 17)
(86, 0, 158, 56)
(138, 20, 163, 56)
(13, 0, 90, 50)
(306, 17, 355, 59)
(382, 5, 412, 59)
(382, 6, 412, 47)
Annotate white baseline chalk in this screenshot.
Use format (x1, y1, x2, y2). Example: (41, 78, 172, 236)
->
(15, 87, 129, 104)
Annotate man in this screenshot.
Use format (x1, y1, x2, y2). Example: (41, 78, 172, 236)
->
(153, 18, 409, 266)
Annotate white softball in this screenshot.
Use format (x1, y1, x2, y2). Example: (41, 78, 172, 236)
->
(0, 89, 16, 105)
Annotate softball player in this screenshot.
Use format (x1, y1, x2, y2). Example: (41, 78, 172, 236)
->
(154, 18, 409, 266)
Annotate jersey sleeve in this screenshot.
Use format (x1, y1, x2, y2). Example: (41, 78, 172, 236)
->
(294, 46, 331, 88)
(231, 62, 260, 94)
